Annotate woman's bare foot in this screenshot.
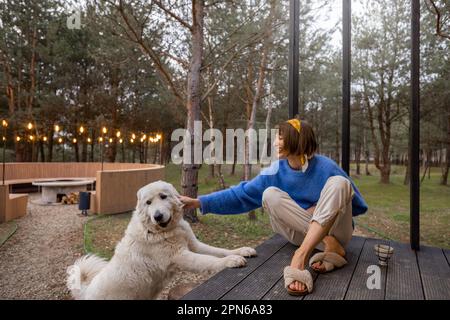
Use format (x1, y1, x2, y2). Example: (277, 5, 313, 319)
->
(310, 235, 346, 272)
(288, 249, 308, 293)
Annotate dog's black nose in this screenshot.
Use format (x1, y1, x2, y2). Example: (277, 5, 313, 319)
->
(154, 210, 164, 222)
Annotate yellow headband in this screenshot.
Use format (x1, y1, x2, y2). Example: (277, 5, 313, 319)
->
(286, 119, 305, 166)
(287, 119, 301, 133)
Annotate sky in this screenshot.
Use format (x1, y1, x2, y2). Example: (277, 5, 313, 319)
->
(316, 0, 366, 48)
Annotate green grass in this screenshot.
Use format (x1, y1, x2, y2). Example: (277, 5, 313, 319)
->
(84, 212, 134, 259)
(0, 221, 17, 247)
(84, 161, 450, 259)
(351, 164, 450, 249)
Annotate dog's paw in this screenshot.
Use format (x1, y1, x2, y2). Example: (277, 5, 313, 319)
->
(224, 255, 247, 268)
(233, 247, 257, 257)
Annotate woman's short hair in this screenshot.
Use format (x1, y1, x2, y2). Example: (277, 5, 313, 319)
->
(277, 117, 317, 158)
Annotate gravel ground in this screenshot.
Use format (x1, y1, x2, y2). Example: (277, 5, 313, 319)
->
(0, 194, 85, 299)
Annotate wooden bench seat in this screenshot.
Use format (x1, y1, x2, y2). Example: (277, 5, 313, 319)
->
(9, 193, 28, 200)
(0, 186, 28, 223)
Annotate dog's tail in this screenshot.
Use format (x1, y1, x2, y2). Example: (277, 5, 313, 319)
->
(67, 254, 108, 299)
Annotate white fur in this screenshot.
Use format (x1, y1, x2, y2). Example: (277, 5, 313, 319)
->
(66, 180, 257, 300)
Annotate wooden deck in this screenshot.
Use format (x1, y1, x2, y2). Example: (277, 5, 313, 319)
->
(182, 235, 450, 300)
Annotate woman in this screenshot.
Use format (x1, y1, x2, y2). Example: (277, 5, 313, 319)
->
(179, 118, 368, 296)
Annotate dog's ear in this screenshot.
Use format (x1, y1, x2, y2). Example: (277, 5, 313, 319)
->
(136, 185, 148, 213)
(167, 184, 183, 207)
(137, 186, 146, 201)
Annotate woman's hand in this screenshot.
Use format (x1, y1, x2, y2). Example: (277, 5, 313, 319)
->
(178, 195, 201, 210)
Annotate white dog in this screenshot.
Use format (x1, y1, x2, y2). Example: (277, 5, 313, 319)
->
(67, 180, 257, 300)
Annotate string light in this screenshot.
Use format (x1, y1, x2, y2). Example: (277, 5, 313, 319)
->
(116, 131, 121, 138)
(29, 135, 34, 141)
(119, 138, 123, 144)
(58, 137, 63, 143)
(73, 138, 77, 144)
(156, 134, 162, 140)
(98, 137, 103, 142)
(102, 127, 107, 134)
(109, 138, 113, 143)
(27, 122, 33, 130)
(54, 125, 60, 132)
(2, 120, 8, 127)
(87, 137, 92, 143)
(131, 133, 136, 140)
(42, 136, 48, 142)
(130, 138, 134, 143)
(79, 126, 85, 134)
(16, 136, 21, 142)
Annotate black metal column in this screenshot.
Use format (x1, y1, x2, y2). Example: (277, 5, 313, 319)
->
(410, 0, 420, 251)
(342, 0, 351, 175)
(289, 0, 299, 119)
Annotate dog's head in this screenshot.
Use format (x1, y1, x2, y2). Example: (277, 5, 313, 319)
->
(136, 180, 183, 232)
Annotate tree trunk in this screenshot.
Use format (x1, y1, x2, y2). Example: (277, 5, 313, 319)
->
(153, 144, 158, 163)
(261, 84, 273, 169)
(15, 139, 26, 162)
(440, 115, 450, 185)
(39, 141, 45, 162)
(139, 142, 144, 163)
(74, 142, 80, 162)
(27, 27, 38, 112)
(363, 128, 370, 176)
(230, 135, 237, 176)
(90, 132, 95, 162)
(215, 164, 227, 190)
(82, 140, 88, 162)
(335, 106, 340, 164)
(404, 156, 410, 185)
(355, 143, 361, 175)
(47, 129, 54, 162)
(3, 60, 15, 114)
(206, 93, 216, 179)
(181, 0, 204, 223)
(380, 167, 390, 184)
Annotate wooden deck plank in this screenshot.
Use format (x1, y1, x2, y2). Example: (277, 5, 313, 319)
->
(182, 234, 449, 300)
(344, 238, 388, 300)
(416, 245, 450, 300)
(261, 237, 366, 300)
(261, 269, 319, 300)
(220, 242, 296, 300)
(304, 236, 366, 300)
(443, 249, 450, 267)
(182, 234, 288, 300)
(385, 241, 424, 300)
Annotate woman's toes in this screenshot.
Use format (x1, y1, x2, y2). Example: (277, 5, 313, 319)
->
(289, 281, 306, 292)
(312, 261, 321, 270)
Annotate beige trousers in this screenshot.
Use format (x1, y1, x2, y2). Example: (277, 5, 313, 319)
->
(262, 175, 354, 251)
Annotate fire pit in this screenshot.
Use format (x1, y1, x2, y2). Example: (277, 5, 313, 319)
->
(32, 179, 95, 204)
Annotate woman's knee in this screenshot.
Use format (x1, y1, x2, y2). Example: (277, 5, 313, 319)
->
(262, 186, 283, 208)
(324, 176, 353, 197)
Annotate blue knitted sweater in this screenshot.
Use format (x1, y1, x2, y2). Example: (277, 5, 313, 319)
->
(198, 155, 368, 216)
